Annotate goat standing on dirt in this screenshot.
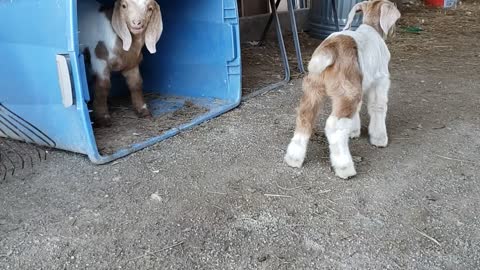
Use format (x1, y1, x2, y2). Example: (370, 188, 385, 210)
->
(79, 0, 163, 127)
(284, 0, 401, 179)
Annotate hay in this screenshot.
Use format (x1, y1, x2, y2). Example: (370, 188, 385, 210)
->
(94, 95, 208, 156)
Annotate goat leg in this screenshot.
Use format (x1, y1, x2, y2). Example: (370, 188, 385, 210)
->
(367, 77, 390, 147)
(93, 75, 112, 127)
(326, 94, 362, 180)
(284, 75, 325, 168)
(123, 67, 152, 118)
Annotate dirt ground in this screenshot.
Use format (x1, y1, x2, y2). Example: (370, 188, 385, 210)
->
(1, 3, 480, 269)
(241, 32, 319, 96)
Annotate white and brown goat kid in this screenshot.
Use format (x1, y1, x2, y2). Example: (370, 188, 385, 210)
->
(284, 0, 401, 179)
(79, 0, 163, 127)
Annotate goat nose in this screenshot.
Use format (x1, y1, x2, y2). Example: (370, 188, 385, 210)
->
(132, 20, 142, 26)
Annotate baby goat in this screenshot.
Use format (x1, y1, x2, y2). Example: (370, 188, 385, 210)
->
(79, 0, 163, 127)
(284, 0, 401, 179)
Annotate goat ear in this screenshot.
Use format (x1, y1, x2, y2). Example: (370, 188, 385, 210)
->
(379, 3, 401, 37)
(343, 1, 368, 31)
(112, 1, 132, 51)
(145, 2, 163, 54)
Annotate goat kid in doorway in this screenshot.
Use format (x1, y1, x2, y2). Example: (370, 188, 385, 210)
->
(79, 0, 163, 127)
(284, 0, 401, 179)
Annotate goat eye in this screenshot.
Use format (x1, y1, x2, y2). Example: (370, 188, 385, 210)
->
(148, 7, 153, 12)
(122, 4, 127, 9)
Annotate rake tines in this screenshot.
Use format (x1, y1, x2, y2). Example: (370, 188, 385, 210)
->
(0, 138, 48, 182)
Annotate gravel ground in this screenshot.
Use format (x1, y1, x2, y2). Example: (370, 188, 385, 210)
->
(1, 3, 480, 270)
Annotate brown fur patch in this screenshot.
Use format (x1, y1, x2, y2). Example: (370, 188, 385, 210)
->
(110, 36, 145, 72)
(295, 75, 326, 135)
(321, 35, 362, 118)
(363, 0, 384, 35)
(95, 41, 109, 61)
(359, 0, 400, 37)
(295, 34, 362, 132)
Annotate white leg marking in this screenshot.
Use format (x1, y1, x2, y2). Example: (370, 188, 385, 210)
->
(284, 132, 310, 168)
(90, 56, 108, 80)
(350, 102, 362, 139)
(325, 116, 356, 179)
(368, 78, 390, 147)
(142, 103, 148, 110)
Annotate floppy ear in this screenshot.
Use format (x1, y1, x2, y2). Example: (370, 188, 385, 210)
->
(379, 3, 401, 37)
(145, 2, 163, 54)
(343, 1, 368, 31)
(112, 1, 132, 51)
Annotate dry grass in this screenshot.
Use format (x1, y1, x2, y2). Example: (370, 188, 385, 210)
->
(94, 95, 208, 155)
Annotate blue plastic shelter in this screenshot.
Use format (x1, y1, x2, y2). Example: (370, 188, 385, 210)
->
(0, 0, 241, 164)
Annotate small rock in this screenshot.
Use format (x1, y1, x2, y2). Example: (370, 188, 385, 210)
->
(352, 156, 363, 163)
(432, 125, 446, 130)
(150, 193, 163, 202)
(257, 255, 268, 262)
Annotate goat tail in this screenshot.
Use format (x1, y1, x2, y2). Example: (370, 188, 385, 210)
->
(307, 48, 335, 75)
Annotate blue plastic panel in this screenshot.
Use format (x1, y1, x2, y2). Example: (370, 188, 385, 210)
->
(0, 0, 241, 164)
(0, 1, 95, 155)
(142, 0, 241, 101)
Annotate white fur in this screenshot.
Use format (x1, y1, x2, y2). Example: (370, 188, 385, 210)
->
(134, 0, 150, 9)
(367, 77, 389, 147)
(328, 24, 391, 147)
(328, 25, 391, 92)
(350, 101, 362, 139)
(325, 116, 356, 179)
(308, 52, 334, 75)
(284, 132, 310, 168)
(78, 1, 118, 80)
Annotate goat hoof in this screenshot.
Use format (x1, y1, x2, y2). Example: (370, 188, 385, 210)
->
(349, 129, 361, 139)
(369, 135, 388, 147)
(95, 115, 112, 128)
(136, 108, 152, 118)
(284, 154, 304, 168)
(284, 140, 307, 168)
(334, 163, 356, 179)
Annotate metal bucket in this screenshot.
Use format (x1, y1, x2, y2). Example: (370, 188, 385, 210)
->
(308, 0, 363, 39)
